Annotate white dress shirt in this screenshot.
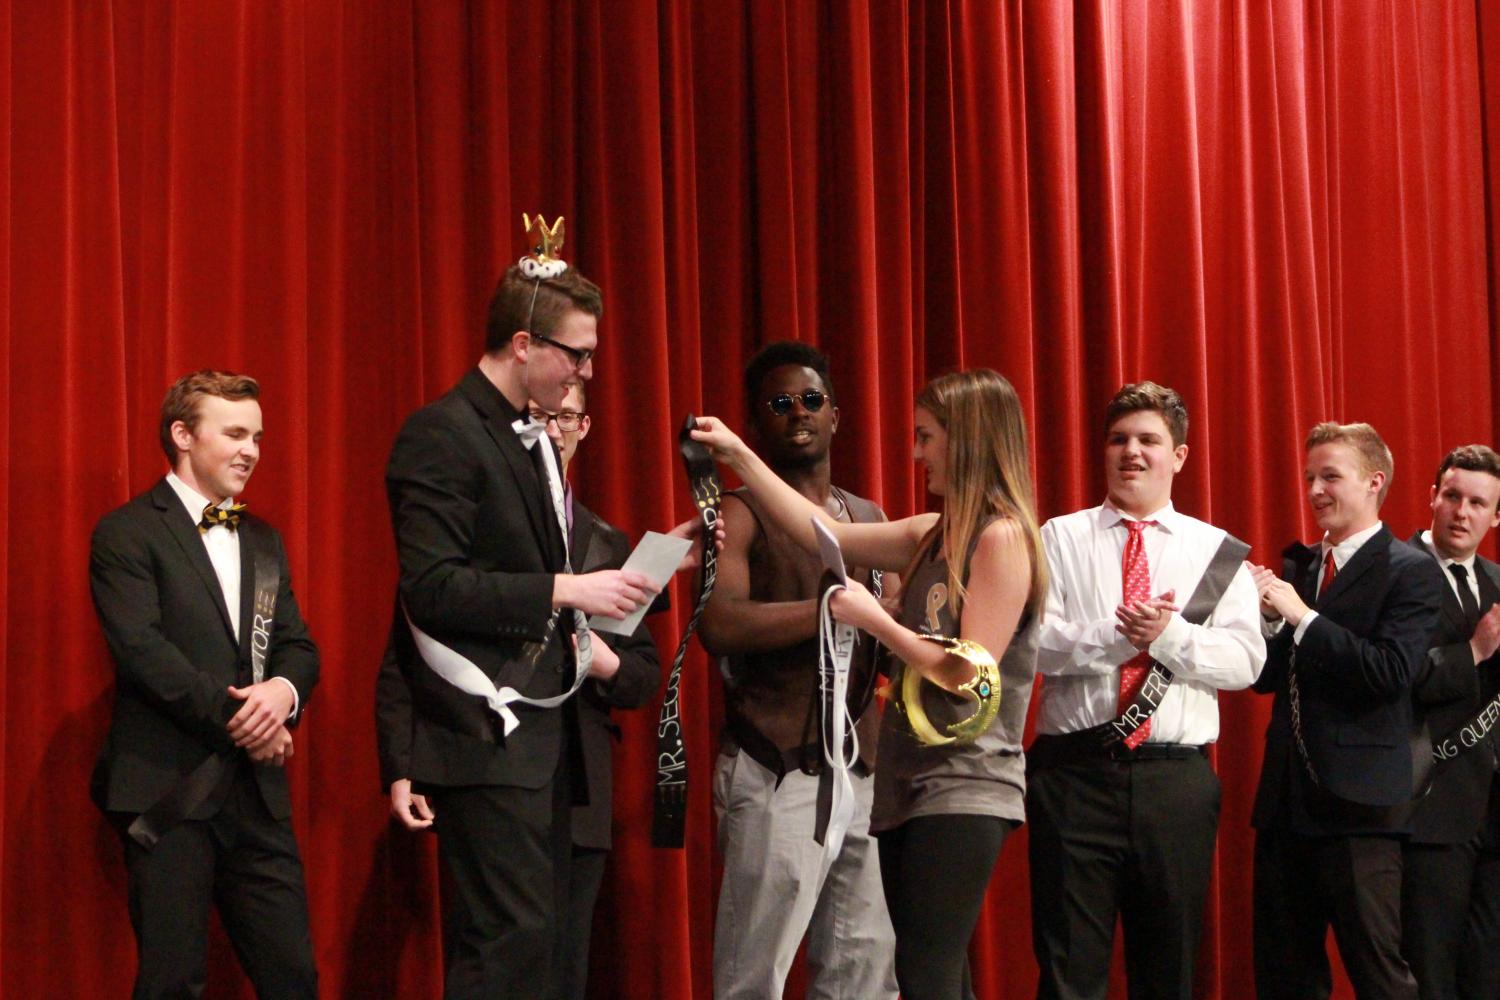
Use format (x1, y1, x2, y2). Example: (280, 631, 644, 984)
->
(1035, 501, 1266, 744)
(1420, 528, 1481, 608)
(166, 472, 299, 716)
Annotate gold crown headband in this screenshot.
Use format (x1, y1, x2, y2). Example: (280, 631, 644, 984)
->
(518, 213, 568, 337)
(519, 214, 567, 279)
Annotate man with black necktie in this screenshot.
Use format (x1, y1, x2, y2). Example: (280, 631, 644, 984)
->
(384, 243, 661, 998)
(1403, 445, 1500, 1000)
(1250, 421, 1446, 1000)
(89, 370, 319, 998)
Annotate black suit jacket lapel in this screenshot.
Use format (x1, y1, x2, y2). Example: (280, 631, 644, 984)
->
(237, 520, 258, 663)
(1479, 556, 1500, 612)
(570, 503, 593, 572)
(1317, 525, 1388, 608)
(456, 369, 561, 567)
(1409, 530, 1469, 635)
(152, 479, 237, 645)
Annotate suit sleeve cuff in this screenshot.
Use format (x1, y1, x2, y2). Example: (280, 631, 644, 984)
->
(272, 675, 302, 722)
(1292, 610, 1319, 645)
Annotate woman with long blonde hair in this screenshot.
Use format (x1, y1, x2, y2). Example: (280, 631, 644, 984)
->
(692, 368, 1045, 999)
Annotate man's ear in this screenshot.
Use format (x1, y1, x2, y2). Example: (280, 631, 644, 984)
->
(830, 406, 840, 436)
(170, 419, 195, 454)
(510, 330, 531, 361)
(577, 415, 591, 443)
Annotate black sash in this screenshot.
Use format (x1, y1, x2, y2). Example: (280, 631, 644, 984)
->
(1103, 533, 1250, 748)
(1432, 687, 1500, 762)
(127, 533, 280, 849)
(652, 416, 723, 848)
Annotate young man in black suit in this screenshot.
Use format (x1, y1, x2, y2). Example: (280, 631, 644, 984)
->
(384, 244, 659, 997)
(377, 381, 665, 1000)
(1404, 445, 1500, 1000)
(1250, 421, 1446, 1000)
(90, 370, 320, 998)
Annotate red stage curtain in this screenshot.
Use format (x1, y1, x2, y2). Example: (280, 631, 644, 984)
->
(3, 2, 1496, 996)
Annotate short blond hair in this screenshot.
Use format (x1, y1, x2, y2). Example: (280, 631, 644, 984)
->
(1305, 421, 1393, 505)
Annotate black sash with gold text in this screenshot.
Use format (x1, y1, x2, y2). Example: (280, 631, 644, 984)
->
(652, 416, 723, 848)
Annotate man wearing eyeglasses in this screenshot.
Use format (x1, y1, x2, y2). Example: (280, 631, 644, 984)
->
(384, 263, 660, 998)
(699, 341, 897, 1000)
(380, 379, 669, 999)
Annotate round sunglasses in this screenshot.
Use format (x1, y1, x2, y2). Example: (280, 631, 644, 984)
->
(765, 390, 828, 416)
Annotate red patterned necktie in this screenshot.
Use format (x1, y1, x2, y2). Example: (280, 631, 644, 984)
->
(1118, 519, 1157, 748)
(1318, 548, 1336, 599)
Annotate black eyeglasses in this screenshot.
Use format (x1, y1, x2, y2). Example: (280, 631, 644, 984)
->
(528, 408, 587, 432)
(766, 390, 828, 416)
(530, 332, 595, 369)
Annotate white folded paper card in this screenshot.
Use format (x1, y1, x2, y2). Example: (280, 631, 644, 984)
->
(813, 517, 848, 585)
(586, 530, 692, 636)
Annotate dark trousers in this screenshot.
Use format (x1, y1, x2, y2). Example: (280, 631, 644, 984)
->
(1461, 823, 1500, 1000)
(1403, 840, 1477, 1000)
(119, 765, 317, 1000)
(876, 813, 1013, 1000)
(430, 740, 577, 1000)
(556, 846, 608, 1000)
(1253, 826, 1415, 1000)
(1026, 749, 1221, 1000)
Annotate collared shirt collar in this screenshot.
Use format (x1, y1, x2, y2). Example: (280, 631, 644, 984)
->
(165, 471, 234, 524)
(1320, 520, 1383, 570)
(1420, 528, 1478, 575)
(1099, 499, 1181, 534)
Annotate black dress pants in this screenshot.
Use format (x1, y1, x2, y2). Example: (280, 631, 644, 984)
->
(1403, 839, 1479, 1000)
(119, 764, 317, 1000)
(1253, 825, 1415, 1000)
(1027, 747, 1221, 1000)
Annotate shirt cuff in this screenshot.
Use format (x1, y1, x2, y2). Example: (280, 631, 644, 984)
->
(1292, 610, 1319, 644)
(1148, 612, 1191, 664)
(271, 675, 301, 721)
(1261, 617, 1285, 639)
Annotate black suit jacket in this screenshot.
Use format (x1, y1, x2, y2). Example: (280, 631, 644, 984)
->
(376, 498, 663, 849)
(1407, 531, 1500, 844)
(89, 478, 319, 819)
(1252, 525, 1445, 835)
(385, 367, 578, 791)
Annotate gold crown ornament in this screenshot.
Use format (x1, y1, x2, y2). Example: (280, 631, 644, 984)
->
(518, 213, 568, 279)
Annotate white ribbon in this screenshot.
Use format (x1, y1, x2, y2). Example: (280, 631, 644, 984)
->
(513, 416, 592, 678)
(406, 612, 589, 736)
(817, 585, 858, 868)
(401, 416, 595, 736)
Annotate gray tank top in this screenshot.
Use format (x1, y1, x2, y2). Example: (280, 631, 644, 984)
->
(871, 524, 1038, 832)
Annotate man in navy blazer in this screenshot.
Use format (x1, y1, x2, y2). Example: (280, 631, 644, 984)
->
(90, 370, 320, 998)
(1249, 421, 1445, 1000)
(1404, 445, 1500, 1000)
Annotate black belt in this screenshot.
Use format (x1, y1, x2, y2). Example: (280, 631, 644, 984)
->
(1029, 725, 1207, 768)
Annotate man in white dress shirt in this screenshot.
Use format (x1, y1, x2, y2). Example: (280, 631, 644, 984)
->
(1028, 381, 1265, 1000)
